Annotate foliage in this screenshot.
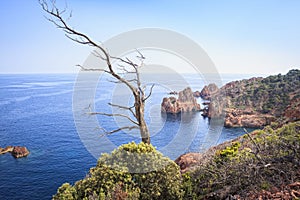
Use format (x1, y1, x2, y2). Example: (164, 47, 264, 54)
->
(53, 142, 183, 200)
(215, 142, 241, 163)
(222, 69, 300, 116)
(182, 121, 300, 199)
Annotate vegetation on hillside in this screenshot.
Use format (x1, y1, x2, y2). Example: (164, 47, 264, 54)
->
(221, 69, 300, 117)
(53, 142, 183, 200)
(54, 122, 300, 199)
(183, 121, 300, 199)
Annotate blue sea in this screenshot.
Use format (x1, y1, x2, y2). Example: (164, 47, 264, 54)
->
(0, 73, 258, 200)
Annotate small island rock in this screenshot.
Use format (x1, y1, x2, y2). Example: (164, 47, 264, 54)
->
(200, 83, 219, 100)
(0, 146, 14, 155)
(0, 146, 29, 158)
(12, 146, 30, 158)
(161, 87, 201, 114)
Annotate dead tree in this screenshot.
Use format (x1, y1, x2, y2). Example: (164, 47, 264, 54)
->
(40, 0, 153, 144)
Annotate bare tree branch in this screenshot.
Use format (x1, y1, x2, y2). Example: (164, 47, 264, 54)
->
(98, 126, 139, 137)
(39, 0, 138, 96)
(117, 64, 136, 74)
(136, 48, 146, 60)
(244, 128, 264, 164)
(40, 0, 151, 143)
(77, 64, 111, 73)
(108, 103, 136, 118)
(143, 84, 155, 102)
(88, 112, 139, 126)
(111, 56, 138, 69)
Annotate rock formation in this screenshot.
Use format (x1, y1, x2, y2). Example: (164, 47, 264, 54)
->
(11, 146, 30, 158)
(284, 97, 300, 123)
(161, 87, 201, 114)
(200, 83, 219, 100)
(224, 108, 275, 128)
(193, 90, 201, 98)
(0, 146, 29, 158)
(0, 146, 14, 155)
(201, 69, 300, 128)
(174, 153, 202, 173)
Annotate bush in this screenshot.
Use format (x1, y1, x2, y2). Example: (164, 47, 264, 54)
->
(183, 121, 300, 199)
(53, 142, 183, 200)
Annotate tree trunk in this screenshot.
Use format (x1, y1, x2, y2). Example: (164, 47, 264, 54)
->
(135, 94, 151, 144)
(140, 118, 150, 144)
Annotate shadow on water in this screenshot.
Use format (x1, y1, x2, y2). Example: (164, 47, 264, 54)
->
(161, 111, 200, 123)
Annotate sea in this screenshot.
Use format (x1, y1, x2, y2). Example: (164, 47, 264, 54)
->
(0, 73, 259, 200)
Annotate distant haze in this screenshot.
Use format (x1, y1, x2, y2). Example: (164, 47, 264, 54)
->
(0, 0, 299, 75)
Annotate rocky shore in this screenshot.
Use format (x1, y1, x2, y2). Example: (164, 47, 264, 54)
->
(161, 70, 300, 128)
(0, 146, 30, 158)
(201, 69, 300, 128)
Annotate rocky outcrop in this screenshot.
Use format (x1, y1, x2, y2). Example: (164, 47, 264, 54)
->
(11, 146, 30, 158)
(174, 153, 202, 173)
(201, 69, 300, 128)
(240, 182, 300, 200)
(0, 146, 29, 158)
(284, 97, 300, 123)
(161, 97, 181, 114)
(0, 146, 14, 155)
(200, 83, 219, 100)
(193, 90, 201, 98)
(161, 87, 201, 114)
(224, 108, 275, 128)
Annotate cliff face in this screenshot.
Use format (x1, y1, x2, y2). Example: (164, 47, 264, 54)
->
(202, 69, 300, 128)
(161, 87, 201, 114)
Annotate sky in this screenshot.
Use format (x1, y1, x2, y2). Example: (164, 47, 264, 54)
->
(0, 0, 300, 75)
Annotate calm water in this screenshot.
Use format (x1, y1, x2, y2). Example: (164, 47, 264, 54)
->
(0, 73, 257, 200)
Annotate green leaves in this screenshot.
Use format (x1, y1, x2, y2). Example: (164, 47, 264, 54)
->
(53, 142, 183, 200)
(183, 121, 300, 199)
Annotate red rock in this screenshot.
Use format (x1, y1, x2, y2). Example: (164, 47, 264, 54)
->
(174, 153, 202, 173)
(0, 146, 14, 155)
(161, 87, 200, 114)
(284, 97, 300, 122)
(193, 90, 201, 98)
(200, 83, 219, 100)
(11, 146, 30, 158)
(223, 108, 276, 128)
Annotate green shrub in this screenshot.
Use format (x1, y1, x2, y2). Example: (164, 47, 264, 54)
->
(215, 142, 241, 163)
(184, 121, 300, 199)
(53, 142, 183, 200)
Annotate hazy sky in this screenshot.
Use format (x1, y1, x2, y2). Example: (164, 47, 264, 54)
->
(0, 0, 300, 74)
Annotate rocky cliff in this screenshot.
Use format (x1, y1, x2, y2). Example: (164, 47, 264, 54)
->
(161, 87, 201, 114)
(202, 69, 300, 128)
